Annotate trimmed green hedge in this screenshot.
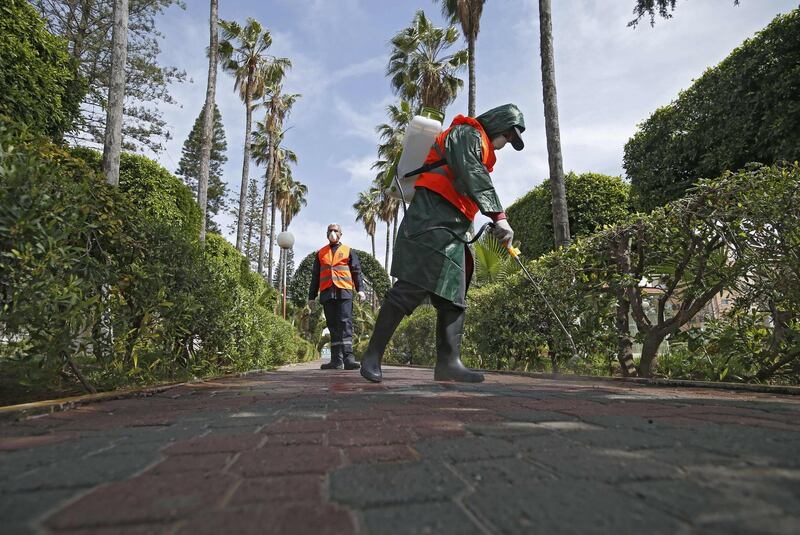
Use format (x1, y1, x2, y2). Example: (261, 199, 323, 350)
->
(0, 123, 312, 400)
(506, 172, 632, 259)
(624, 9, 800, 212)
(0, 0, 83, 140)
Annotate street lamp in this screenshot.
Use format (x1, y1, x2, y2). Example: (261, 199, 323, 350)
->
(276, 231, 294, 319)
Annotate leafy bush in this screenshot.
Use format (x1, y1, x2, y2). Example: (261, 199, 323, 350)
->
(624, 9, 800, 212)
(72, 148, 202, 241)
(0, 0, 83, 139)
(384, 305, 437, 366)
(506, 172, 632, 258)
(463, 163, 800, 383)
(0, 123, 312, 400)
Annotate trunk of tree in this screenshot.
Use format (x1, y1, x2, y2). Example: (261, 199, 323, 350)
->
(66, 353, 96, 394)
(547, 336, 559, 374)
(371, 233, 376, 259)
(538, 0, 570, 249)
(638, 331, 667, 377)
(235, 77, 254, 252)
(101, 0, 129, 186)
(384, 222, 390, 271)
(614, 234, 637, 377)
(257, 135, 273, 275)
(615, 292, 636, 377)
(267, 183, 277, 285)
(467, 36, 476, 117)
(197, 0, 218, 244)
(392, 212, 398, 282)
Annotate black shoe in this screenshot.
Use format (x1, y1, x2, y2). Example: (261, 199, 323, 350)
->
(321, 357, 344, 370)
(360, 302, 406, 383)
(433, 306, 484, 383)
(343, 354, 360, 370)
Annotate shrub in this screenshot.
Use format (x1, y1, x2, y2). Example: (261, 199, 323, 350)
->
(0, 0, 83, 139)
(384, 305, 437, 365)
(624, 9, 800, 212)
(506, 172, 632, 258)
(72, 148, 202, 240)
(0, 124, 311, 399)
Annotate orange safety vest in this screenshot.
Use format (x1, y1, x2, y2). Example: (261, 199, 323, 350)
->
(415, 115, 497, 221)
(318, 244, 354, 292)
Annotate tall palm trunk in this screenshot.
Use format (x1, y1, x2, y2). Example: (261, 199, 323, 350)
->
(391, 212, 398, 281)
(101, 0, 129, 186)
(538, 0, 570, 249)
(267, 169, 277, 283)
(198, 0, 218, 243)
(370, 234, 376, 258)
(257, 135, 273, 275)
(235, 75, 254, 252)
(467, 36, 476, 117)
(384, 222, 390, 271)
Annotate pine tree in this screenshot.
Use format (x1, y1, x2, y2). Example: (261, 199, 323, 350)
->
(243, 177, 263, 267)
(176, 104, 228, 233)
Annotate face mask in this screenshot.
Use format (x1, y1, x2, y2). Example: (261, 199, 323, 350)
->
(492, 136, 508, 150)
(328, 230, 339, 242)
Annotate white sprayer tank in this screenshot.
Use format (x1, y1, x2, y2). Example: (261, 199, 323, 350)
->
(387, 111, 443, 202)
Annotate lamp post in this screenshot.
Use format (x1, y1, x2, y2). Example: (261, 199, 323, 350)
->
(276, 231, 294, 319)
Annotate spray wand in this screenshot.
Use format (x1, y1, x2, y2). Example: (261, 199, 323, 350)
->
(505, 244, 580, 361)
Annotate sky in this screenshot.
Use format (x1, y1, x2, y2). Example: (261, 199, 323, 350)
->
(150, 0, 798, 271)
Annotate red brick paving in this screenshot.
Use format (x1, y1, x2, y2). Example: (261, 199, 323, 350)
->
(1, 363, 799, 534)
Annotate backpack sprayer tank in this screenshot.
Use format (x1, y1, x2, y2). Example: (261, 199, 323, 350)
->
(385, 107, 444, 203)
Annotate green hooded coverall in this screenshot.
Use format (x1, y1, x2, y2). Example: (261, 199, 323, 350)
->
(360, 103, 526, 384)
(391, 103, 526, 307)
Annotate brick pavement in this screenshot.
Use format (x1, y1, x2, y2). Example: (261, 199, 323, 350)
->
(1, 363, 799, 534)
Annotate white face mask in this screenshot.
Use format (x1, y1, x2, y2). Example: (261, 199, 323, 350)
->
(327, 230, 340, 242)
(492, 135, 508, 150)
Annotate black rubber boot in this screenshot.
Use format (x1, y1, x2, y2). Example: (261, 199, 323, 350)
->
(360, 302, 406, 383)
(433, 306, 484, 383)
(342, 351, 360, 370)
(321, 347, 344, 370)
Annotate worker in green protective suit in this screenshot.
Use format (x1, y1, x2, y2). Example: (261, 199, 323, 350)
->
(361, 103, 525, 383)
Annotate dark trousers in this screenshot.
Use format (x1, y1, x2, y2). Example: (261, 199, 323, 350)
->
(323, 298, 354, 361)
(385, 280, 465, 316)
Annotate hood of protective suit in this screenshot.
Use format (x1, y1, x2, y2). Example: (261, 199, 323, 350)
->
(475, 104, 526, 139)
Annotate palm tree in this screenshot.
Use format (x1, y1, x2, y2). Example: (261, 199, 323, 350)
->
(198, 0, 219, 243)
(377, 193, 399, 271)
(219, 18, 291, 252)
(274, 168, 307, 294)
(252, 90, 298, 277)
(538, 0, 571, 249)
(372, 100, 412, 270)
(267, 137, 298, 279)
(261, 92, 299, 280)
(101, 0, 129, 187)
(472, 233, 520, 287)
(387, 10, 468, 113)
(437, 0, 485, 117)
(353, 188, 381, 257)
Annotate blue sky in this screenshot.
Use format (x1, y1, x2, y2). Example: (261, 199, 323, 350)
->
(151, 0, 797, 267)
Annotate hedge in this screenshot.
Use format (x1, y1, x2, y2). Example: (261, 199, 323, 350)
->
(624, 9, 800, 212)
(0, 122, 312, 400)
(0, 0, 83, 140)
(506, 172, 632, 259)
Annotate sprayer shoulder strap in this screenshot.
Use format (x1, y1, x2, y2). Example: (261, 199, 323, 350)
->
(403, 158, 447, 178)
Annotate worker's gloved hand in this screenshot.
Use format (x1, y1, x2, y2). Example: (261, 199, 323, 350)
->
(357, 291, 366, 302)
(307, 299, 315, 308)
(492, 219, 514, 246)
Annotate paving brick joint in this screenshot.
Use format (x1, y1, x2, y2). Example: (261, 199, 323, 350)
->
(1, 362, 799, 534)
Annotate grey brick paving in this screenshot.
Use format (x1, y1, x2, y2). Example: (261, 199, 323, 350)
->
(1, 364, 799, 534)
